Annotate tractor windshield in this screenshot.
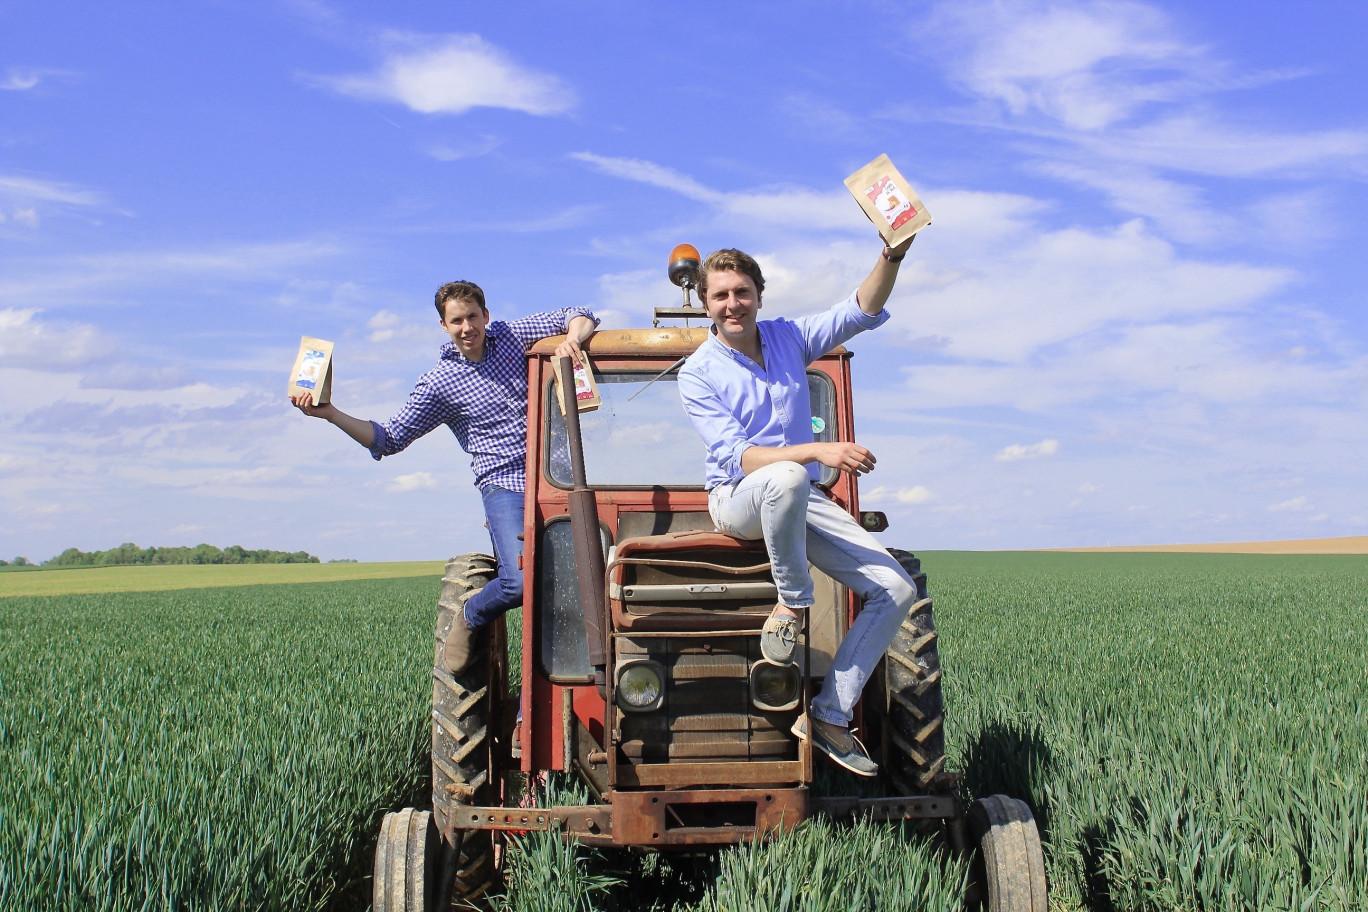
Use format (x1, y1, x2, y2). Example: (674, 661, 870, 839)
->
(545, 370, 838, 488)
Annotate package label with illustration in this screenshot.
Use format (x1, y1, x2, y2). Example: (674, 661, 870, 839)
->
(287, 336, 334, 405)
(844, 154, 932, 248)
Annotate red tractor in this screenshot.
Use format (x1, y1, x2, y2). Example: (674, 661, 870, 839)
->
(374, 248, 1046, 911)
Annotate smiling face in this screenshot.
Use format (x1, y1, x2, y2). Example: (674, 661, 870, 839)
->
(702, 268, 762, 349)
(440, 297, 490, 360)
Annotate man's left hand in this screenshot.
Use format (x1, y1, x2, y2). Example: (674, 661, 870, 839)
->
(554, 337, 584, 366)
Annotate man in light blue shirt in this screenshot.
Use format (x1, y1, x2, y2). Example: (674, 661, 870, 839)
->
(677, 238, 921, 776)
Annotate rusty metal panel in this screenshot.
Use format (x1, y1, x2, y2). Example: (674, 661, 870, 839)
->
(611, 787, 808, 846)
(615, 759, 805, 789)
(811, 793, 961, 821)
(447, 805, 613, 840)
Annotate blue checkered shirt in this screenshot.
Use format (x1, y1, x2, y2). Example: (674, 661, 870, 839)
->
(368, 307, 597, 492)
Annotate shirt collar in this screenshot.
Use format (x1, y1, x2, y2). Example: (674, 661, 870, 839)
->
(704, 322, 767, 369)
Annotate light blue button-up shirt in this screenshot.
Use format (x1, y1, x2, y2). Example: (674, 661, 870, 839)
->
(678, 290, 889, 490)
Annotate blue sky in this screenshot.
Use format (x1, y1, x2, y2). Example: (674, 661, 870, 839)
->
(2, 0, 1366, 562)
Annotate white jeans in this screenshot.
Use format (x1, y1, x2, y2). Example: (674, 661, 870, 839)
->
(708, 462, 919, 727)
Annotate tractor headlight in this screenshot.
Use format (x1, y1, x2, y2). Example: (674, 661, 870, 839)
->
(616, 660, 665, 713)
(749, 660, 801, 712)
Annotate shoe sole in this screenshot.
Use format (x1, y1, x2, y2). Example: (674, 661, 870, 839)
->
(790, 715, 878, 777)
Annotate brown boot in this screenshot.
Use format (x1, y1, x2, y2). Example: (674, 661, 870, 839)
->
(443, 614, 483, 676)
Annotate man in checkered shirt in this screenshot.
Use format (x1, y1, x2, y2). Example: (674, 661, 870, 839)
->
(291, 280, 598, 673)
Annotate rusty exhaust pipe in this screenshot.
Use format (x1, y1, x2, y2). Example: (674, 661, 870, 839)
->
(556, 357, 608, 685)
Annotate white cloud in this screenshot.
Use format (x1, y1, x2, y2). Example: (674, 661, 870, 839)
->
(863, 484, 933, 504)
(0, 67, 75, 91)
(927, 0, 1311, 135)
(921, 0, 1368, 183)
(0, 239, 342, 305)
(313, 33, 575, 116)
(79, 363, 192, 391)
(572, 153, 719, 202)
(933, 0, 1196, 130)
(212, 466, 292, 486)
(891, 216, 1292, 364)
(1, 68, 41, 91)
(997, 439, 1059, 461)
(0, 309, 104, 371)
(0, 175, 102, 206)
(571, 152, 856, 231)
(352, 309, 445, 365)
(389, 471, 438, 493)
(367, 310, 404, 343)
(1269, 496, 1311, 513)
(1075, 116, 1368, 179)
(901, 314, 1363, 413)
(426, 135, 502, 161)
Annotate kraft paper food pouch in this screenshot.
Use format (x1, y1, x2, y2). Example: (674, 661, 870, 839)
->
(555, 354, 602, 415)
(845, 154, 932, 247)
(288, 336, 334, 406)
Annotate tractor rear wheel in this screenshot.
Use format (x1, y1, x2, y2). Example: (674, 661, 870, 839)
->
(373, 808, 439, 912)
(431, 553, 498, 908)
(879, 549, 947, 794)
(967, 795, 1048, 912)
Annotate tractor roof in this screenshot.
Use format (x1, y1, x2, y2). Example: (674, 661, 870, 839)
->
(530, 327, 849, 359)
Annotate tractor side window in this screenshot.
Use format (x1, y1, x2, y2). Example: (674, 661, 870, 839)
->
(808, 372, 838, 487)
(536, 518, 610, 682)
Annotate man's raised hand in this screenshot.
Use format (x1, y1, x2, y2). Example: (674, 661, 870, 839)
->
(290, 392, 333, 419)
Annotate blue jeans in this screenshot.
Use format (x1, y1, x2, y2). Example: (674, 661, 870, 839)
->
(708, 462, 919, 728)
(464, 485, 525, 630)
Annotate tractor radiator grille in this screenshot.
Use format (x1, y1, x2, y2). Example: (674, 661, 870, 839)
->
(615, 636, 799, 765)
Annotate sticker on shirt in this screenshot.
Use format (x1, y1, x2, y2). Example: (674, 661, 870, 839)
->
(864, 176, 917, 231)
(811, 416, 826, 434)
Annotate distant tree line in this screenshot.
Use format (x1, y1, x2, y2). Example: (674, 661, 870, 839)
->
(43, 543, 320, 567)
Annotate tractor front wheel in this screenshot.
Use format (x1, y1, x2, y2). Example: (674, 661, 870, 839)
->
(967, 795, 1047, 912)
(373, 808, 439, 912)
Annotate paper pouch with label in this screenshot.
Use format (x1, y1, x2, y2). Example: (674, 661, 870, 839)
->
(288, 336, 334, 406)
(844, 154, 932, 247)
(554, 355, 602, 415)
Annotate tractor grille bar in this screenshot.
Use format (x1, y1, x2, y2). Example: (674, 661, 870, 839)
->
(616, 636, 799, 767)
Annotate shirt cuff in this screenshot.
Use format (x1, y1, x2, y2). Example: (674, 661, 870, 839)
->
(368, 421, 388, 461)
(844, 289, 891, 329)
(566, 306, 600, 329)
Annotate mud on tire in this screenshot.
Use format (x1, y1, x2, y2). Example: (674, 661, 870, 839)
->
(431, 553, 497, 907)
(878, 549, 947, 794)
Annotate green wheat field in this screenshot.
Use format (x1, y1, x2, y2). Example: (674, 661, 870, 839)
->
(1, 553, 1364, 911)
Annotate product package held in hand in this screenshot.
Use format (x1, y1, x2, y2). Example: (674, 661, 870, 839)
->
(288, 336, 334, 406)
(845, 154, 932, 247)
(554, 355, 601, 415)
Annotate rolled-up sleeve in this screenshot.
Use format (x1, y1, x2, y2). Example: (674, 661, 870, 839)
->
(367, 378, 450, 460)
(795, 290, 890, 363)
(678, 366, 751, 483)
(507, 307, 599, 348)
